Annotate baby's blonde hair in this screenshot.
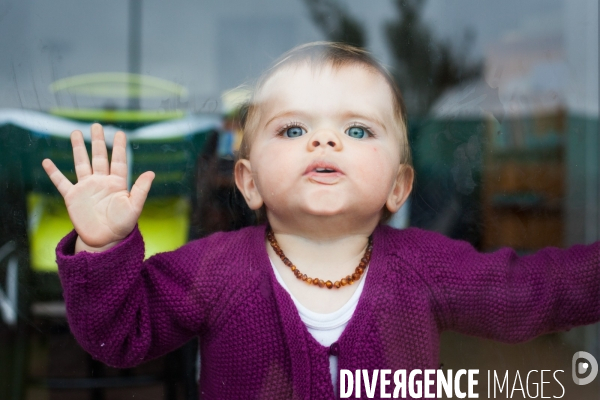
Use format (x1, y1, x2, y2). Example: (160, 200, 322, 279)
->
(236, 41, 413, 222)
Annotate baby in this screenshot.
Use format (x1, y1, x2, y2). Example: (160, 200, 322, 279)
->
(42, 42, 600, 399)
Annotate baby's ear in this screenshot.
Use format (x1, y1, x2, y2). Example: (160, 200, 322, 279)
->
(385, 165, 414, 213)
(234, 159, 264, 210)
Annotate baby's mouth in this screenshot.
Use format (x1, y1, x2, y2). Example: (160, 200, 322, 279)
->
(304, 161, 343, 175)
(304, 161, 344, 184)
(315, 167, 337, 173)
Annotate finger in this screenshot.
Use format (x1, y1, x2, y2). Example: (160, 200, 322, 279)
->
(129, 171, 155, 213)
(42, 159, 73, 197)
(110, 131, 128, 179)
(71, 130, 92, 180)
(91, 123, 109, 175)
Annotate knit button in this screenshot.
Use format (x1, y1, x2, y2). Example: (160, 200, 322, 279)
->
(329, 342, 340, 356)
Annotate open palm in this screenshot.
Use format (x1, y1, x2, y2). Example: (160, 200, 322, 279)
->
(42, 123, 154, 249)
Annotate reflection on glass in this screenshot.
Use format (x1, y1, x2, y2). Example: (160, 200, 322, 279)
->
(0, 1, 598, 399)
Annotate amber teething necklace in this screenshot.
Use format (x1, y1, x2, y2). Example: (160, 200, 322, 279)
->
(266, 228, 373, 289)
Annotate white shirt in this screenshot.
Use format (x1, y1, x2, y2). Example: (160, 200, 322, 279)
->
(270, 261, 367, 393)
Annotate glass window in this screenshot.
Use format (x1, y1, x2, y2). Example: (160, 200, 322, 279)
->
(1, 1, 598, 398)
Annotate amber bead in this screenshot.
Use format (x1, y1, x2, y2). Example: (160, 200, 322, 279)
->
(266, 228, 373, 290)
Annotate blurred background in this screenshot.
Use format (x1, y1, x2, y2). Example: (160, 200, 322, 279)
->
(0, 0, 598, 399)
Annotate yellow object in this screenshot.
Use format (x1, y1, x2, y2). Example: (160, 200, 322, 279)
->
(28, 194, 73, 272)
(27, 194, 190, 272)
(49, 108, 184, 122)
(49, 73, 189, 98)
(137, 197, 190, 258)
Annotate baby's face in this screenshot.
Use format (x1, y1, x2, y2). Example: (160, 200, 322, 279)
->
(238, 63, 408, 224)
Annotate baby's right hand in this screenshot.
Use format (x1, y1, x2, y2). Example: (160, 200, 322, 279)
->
(42, 123, 155, 253)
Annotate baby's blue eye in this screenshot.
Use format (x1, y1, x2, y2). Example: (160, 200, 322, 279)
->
(346, 126, 366, 139)
(285, 126, 305, 138)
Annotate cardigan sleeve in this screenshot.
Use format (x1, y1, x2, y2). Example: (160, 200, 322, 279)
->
(420, 230, 600, 343)
(56, 225, 227, 368)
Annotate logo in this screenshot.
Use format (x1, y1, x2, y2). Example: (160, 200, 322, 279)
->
(572, 351, 598, 385)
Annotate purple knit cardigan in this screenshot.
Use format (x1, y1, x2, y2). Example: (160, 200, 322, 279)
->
(56, 224, 600, 399)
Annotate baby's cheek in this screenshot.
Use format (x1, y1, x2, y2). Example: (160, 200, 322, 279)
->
(371, 152, 401, 186)
(361, 161, 392, 186)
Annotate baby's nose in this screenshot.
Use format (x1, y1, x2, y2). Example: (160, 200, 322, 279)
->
(312, 139, 336, 147)
(309, 129, 342, 151)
